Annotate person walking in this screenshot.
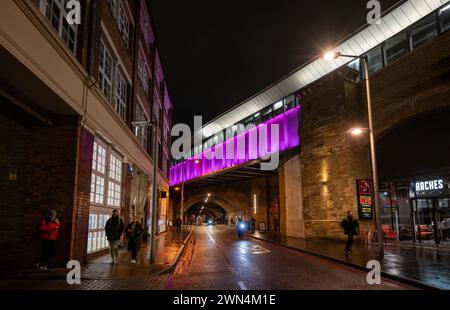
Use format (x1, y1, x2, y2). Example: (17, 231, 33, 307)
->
(37, 210, 60, 271)
(105, 209, 124, 264)
(175, 216, 182, 235)
(124, 216, 142, 264)
(341, 211, 359, 256)
(250, 217, 256, 233)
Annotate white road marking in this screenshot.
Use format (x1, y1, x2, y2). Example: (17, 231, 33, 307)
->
(207, 233, 216, 244)
(237, 281, 247, 290)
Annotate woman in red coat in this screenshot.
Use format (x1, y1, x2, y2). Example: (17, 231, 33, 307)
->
(38, 210, 60, 271)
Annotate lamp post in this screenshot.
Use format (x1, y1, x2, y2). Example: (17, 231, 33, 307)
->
(324, 51, 384, 258)
(179, 158, 201, 239)
(132, 118, 160, 264)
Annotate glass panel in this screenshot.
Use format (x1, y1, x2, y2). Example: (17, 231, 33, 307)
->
(440, 4, 450, 33)
(366, 46, 383, 76)
(384, 33, 408, 65)
(414, 199, 435, 244)
(411, 16, 438, 50)
(437, 198, 450, 244)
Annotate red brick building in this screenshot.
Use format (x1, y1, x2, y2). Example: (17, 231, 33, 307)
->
(0, 0, 172, 269)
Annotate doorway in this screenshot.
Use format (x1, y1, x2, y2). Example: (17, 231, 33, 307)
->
(412, 197, 450, 245)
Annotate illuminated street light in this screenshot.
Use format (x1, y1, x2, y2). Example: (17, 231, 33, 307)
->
(348, 127, 368, 136)
(325, 50, 384, 258)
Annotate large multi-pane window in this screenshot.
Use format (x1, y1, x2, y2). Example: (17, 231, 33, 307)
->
(366, 46, 383, 76)
(106, 0, 130, 48)
(134, 103, 148, 149)
(118, 3, 130, 47)
(98, 41, 114, 101)
(410, 16, 438, 50)
(88, 139, 123, 253)
(98, 38, 129, 122)
(38, 0, 78, 53)
(90, 140, 123, 207)
(114, 70, 127, 120)
(384, 33, 409, 65)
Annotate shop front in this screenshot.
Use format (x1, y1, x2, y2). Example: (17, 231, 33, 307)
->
(380, 176, 450, 246)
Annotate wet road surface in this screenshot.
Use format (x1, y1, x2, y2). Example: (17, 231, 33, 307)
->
(166, 225, 415, 290)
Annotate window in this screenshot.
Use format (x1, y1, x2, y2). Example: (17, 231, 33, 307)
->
(91, 141, 106, 204)
(134, 103, 148, 149)
(366, 46, 383, 76)
(273, 101, 283, 111)
(39, 0, 78, 53)
(114, 70, 127, 121)
(346, 58, 360, 72)
(284, 95, 296, 110)
(384, 33, 408, 65)
(107, 153, 122, 207)
(87, 213, 110, 253)
(440, 4, 450, 33)
(138, 51, 150, 94)
(410, 16, 438, 50)
(98, 41, 114, 101)
(118, 3, 129, 47)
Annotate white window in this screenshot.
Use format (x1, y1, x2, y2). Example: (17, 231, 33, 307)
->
(114, 70, 127, 121)
(98, 41, 114, 101)
(118, 3, 129, 47)
(87, 213, 110, 253)
(134, 103, 148, 149)
(39, 0, 78, 53)
(107, 153, 122, 207)
(91, 141, 106, 204)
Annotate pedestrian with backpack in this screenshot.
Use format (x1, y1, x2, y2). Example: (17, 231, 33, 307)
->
(37, 210, 60, 271)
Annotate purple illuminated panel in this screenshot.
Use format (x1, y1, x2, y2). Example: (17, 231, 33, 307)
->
(170, 106, 300, 186)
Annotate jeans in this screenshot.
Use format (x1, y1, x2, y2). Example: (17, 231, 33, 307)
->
(40, 240, 56, 266)
(109, 240, 120, 261)
(176, 225, 181, 234)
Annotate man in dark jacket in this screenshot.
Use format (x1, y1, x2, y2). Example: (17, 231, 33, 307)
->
(125, 216, 142, 264)
(341, 211, 359, 256)
(105, 209, 124, 264)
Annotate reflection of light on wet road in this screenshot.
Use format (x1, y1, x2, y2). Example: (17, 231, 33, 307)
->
(238, 281, 247, 290)
(236, 242, 271, 255)
(207, 232, 216, 244)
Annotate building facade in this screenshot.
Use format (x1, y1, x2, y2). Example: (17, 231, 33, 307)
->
(0, 0, 172, 269)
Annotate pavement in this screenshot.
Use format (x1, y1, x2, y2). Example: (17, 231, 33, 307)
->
(247, 230, 450, 290)
(0, 227, 192, 290)
(165, 225, 414, 290)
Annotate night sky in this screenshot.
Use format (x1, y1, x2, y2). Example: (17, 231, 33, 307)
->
(149, 0, 401, 128)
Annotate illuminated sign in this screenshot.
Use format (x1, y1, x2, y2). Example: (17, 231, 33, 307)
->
(414, 180, 444, 192)
(356, 179, 374, 220)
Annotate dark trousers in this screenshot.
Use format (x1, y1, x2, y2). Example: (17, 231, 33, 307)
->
(176, 225, 181, 234)
(345, 233, 355, 254)
(128, 237, 137, 260)
(40, 240, 56, 266)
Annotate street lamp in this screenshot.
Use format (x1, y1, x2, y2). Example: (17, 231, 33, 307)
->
(133, 118, 160, 263)
(324, 50, 384, 258)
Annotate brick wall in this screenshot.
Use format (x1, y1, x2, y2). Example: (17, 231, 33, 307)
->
(0, 114, 83, 269)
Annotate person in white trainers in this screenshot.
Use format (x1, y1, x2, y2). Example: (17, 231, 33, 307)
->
(105, 209, 124, 264)
(125, 216, 142, 264)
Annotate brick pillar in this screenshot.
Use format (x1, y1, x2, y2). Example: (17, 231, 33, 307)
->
(71, 126, 94, 264)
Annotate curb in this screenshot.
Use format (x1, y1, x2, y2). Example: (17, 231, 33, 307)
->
(152, 228, 194, 276)
(247, 234, 439, 290)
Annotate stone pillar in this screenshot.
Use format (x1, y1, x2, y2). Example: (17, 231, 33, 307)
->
(279, 153, 305, 238)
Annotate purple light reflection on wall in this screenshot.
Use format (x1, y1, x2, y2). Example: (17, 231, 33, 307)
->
(170, 106, 300, 186)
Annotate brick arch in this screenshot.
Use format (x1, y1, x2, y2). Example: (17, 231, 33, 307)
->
(183, 191, 251, 215)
